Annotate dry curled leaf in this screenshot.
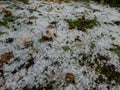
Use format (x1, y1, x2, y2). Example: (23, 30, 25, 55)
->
(42, 36, 53, 41)
(39, 31, 53, 42)
(29, 16, 38, 20)
(75, 43, 83, 48)
(65, 73, 75, 84)
(0, 51, 14, 63)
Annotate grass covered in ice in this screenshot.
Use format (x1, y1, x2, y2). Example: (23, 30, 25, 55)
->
(0, 0, 120, 90)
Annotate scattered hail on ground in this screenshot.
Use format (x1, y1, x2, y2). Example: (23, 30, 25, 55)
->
(0, 0, 120, 90)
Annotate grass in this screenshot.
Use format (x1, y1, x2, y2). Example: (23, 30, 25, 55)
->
(111, 36, 116, 41)
(0, 31, 6, 36)
(95, 64, 120, 84)
(24, 41, 33, 48)
(79, 51, 120, 84)
(109, 47, 120, 57)
(0, 18, 9, 26)
(0, 16, 20, 26)
(65, 16, 98, 31)
(62, 46, 71, 51)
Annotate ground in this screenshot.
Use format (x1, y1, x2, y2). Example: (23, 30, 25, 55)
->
(0, 0, 120, 90)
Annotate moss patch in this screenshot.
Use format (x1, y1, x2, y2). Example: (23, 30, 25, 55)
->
(109, 48, 120, 57)
(65, 16, 98, 31)
(95, 64, 120, 84)
(62, 46, 71, 51)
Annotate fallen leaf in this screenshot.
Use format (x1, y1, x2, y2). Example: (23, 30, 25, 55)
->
(0, 51, 14, 63)
(65, 73, 75, 84)
(29, 16, 38, 20)
(42, 36, 53, 41)
(3, 10, 12, 17)
(48, 24, 54, 29)
(6, 38, 14, 43)
(39, 31, 53, 42)
(75, 43, 83, 48)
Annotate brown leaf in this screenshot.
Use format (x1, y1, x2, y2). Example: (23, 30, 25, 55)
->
(4, 10, 12, 17)
(48, 24, 54, 29)
(6, 38, 14, 43)
(65, 73, 75, 84)
(0, 51, 14, 63)
(42, 36, 53, 41)
(29, 16, 38, 20)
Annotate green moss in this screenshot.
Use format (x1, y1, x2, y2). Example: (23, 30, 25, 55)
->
(95, 75, 106, 84)
(62, 46, 71, 51)
(111, 37, 116, 41)
(65, 16, 98, 31)
(78, 49, 119, 84)
(24, 41, 33, 48)
(90, 42, 96, 49)
(0, 18, 9, 26)
(96, 64, 120, 84)
(79, 53, 89, 66)
(109, 48, 120, 57)
(0, 15, 20, 27)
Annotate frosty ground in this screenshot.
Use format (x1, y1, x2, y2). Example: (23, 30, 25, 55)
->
(0, 0, 120, 90)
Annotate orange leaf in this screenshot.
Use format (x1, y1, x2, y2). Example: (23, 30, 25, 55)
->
(0, 51, 14, 63)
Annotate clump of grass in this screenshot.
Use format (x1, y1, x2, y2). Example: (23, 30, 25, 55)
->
(65, 16, 98, 31)
(95, 64, 120, 84)
(0, 18, 9, 26)
(0, 9, 20, 27)
(24, 41, 33, 48)
(111, 37, 116, 41)
(109, 48, 120, 57)
(19, 0, 29, 4)
(0, 31, 6, 36)
(62, 46, 71, 51)
(0, 16, 20, 27)
(93, 0, 120, 7)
